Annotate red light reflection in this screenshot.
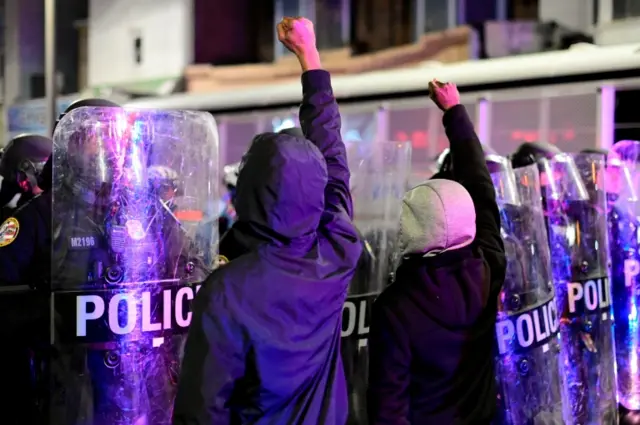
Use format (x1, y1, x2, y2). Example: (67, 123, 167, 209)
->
(394, 128, 577, 150)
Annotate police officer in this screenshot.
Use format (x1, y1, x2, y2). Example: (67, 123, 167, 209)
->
(0, 99, 119, 286)
(600, 141, 640, 425)
(53, 104, 198, 424)
(0, 99, 122, 425)
(0, 134, 52, 220)
(513, 142, 618, 425)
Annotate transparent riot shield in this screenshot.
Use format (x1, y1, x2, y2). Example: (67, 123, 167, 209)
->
(543, 152, 617, 425)
(607, 140, 640, 417)
(342, 140, 412, 425)
(50, 106, 220, 425)
(492, 163, 567, 425)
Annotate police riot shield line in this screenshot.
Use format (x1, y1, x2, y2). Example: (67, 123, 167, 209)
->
(343, 140, 412, 425)
(492, 162, 567, 425)
(543, 152, 618, 425)
(50, 107, 220, 425)
(606, 140, 640, 420)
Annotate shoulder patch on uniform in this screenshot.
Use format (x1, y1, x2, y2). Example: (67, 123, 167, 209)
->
(0, 217, 20, 247)
(215, 255, 229, 268)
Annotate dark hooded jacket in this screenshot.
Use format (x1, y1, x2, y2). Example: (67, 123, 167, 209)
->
(172, 70, 362, 425)
(367, 105, 506, 425)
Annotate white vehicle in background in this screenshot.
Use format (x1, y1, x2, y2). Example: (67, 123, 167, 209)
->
(127, 43, 640, 171)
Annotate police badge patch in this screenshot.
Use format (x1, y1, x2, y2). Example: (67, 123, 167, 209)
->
(214, 255, 229, 268)
(0, 217, 19, 247)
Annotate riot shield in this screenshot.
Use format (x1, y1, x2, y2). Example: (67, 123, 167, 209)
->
(607, 140, 640, 418)
(492, 162, 567, 425)
(543, 152, 617, 425)
(342, 140, 412, 425)
(50, 106, 220, 425)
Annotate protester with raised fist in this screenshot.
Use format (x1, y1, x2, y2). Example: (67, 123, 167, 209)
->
(173, 17, 361, 425)
(367, 80, 506, 425)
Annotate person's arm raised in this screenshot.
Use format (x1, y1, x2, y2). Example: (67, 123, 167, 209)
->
(277, 17, 353, 219)
(429, 80, 504, 272)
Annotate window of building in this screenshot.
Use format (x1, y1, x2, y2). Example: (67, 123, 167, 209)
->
(507, 0, 539, 20)
(613, 0, 640, 19)
(316, 0, 350, 49)
(615, 89, 640, 142)
(274, 0, 303, 58)
(423, 0, 450, 33)
(134, 36, 142, 64)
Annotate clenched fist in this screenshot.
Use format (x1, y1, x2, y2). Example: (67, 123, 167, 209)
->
(428, 79, 460, 112)
(277, 17, 317, 57)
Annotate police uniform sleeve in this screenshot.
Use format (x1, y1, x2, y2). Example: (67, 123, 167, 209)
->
(0, 206, 40, 285)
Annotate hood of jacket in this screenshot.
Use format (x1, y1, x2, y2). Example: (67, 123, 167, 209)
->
(393, 180, 488, 330)
(234, 132, 328, 246)
(398, 179, 476, 257)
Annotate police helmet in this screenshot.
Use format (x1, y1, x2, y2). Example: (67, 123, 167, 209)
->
(223, 162, 240, 189)
(611, 140, 640, 163)
(510, 142, 561, 169)
(606, 141, 640, 202)
(51, 98, 123, 193)
(0, 134, 52, 193)
(436, 144, 500, 174)
(513, 142, 590, 201)
(149, 165, 182, 198)
(436, 148, 452, 173)
(581, 148, 608, 155)
(40, 98, 121, 192)
(55, 98, 121, 130)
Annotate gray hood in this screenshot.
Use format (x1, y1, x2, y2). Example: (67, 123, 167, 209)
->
(398, 179, 476, 257)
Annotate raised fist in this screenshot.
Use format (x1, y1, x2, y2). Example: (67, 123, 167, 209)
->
(277, 17, 316, 56)
(428, 79, 460, 112)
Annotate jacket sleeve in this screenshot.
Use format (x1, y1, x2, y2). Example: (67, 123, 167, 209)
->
(172, 280, 248, 425)
(367, 300, 411, 425)
(299, 70, 354, 219)
(443, 105, 506, 284)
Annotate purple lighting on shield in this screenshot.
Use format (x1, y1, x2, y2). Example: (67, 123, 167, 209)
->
(126, 219, 146, 240)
